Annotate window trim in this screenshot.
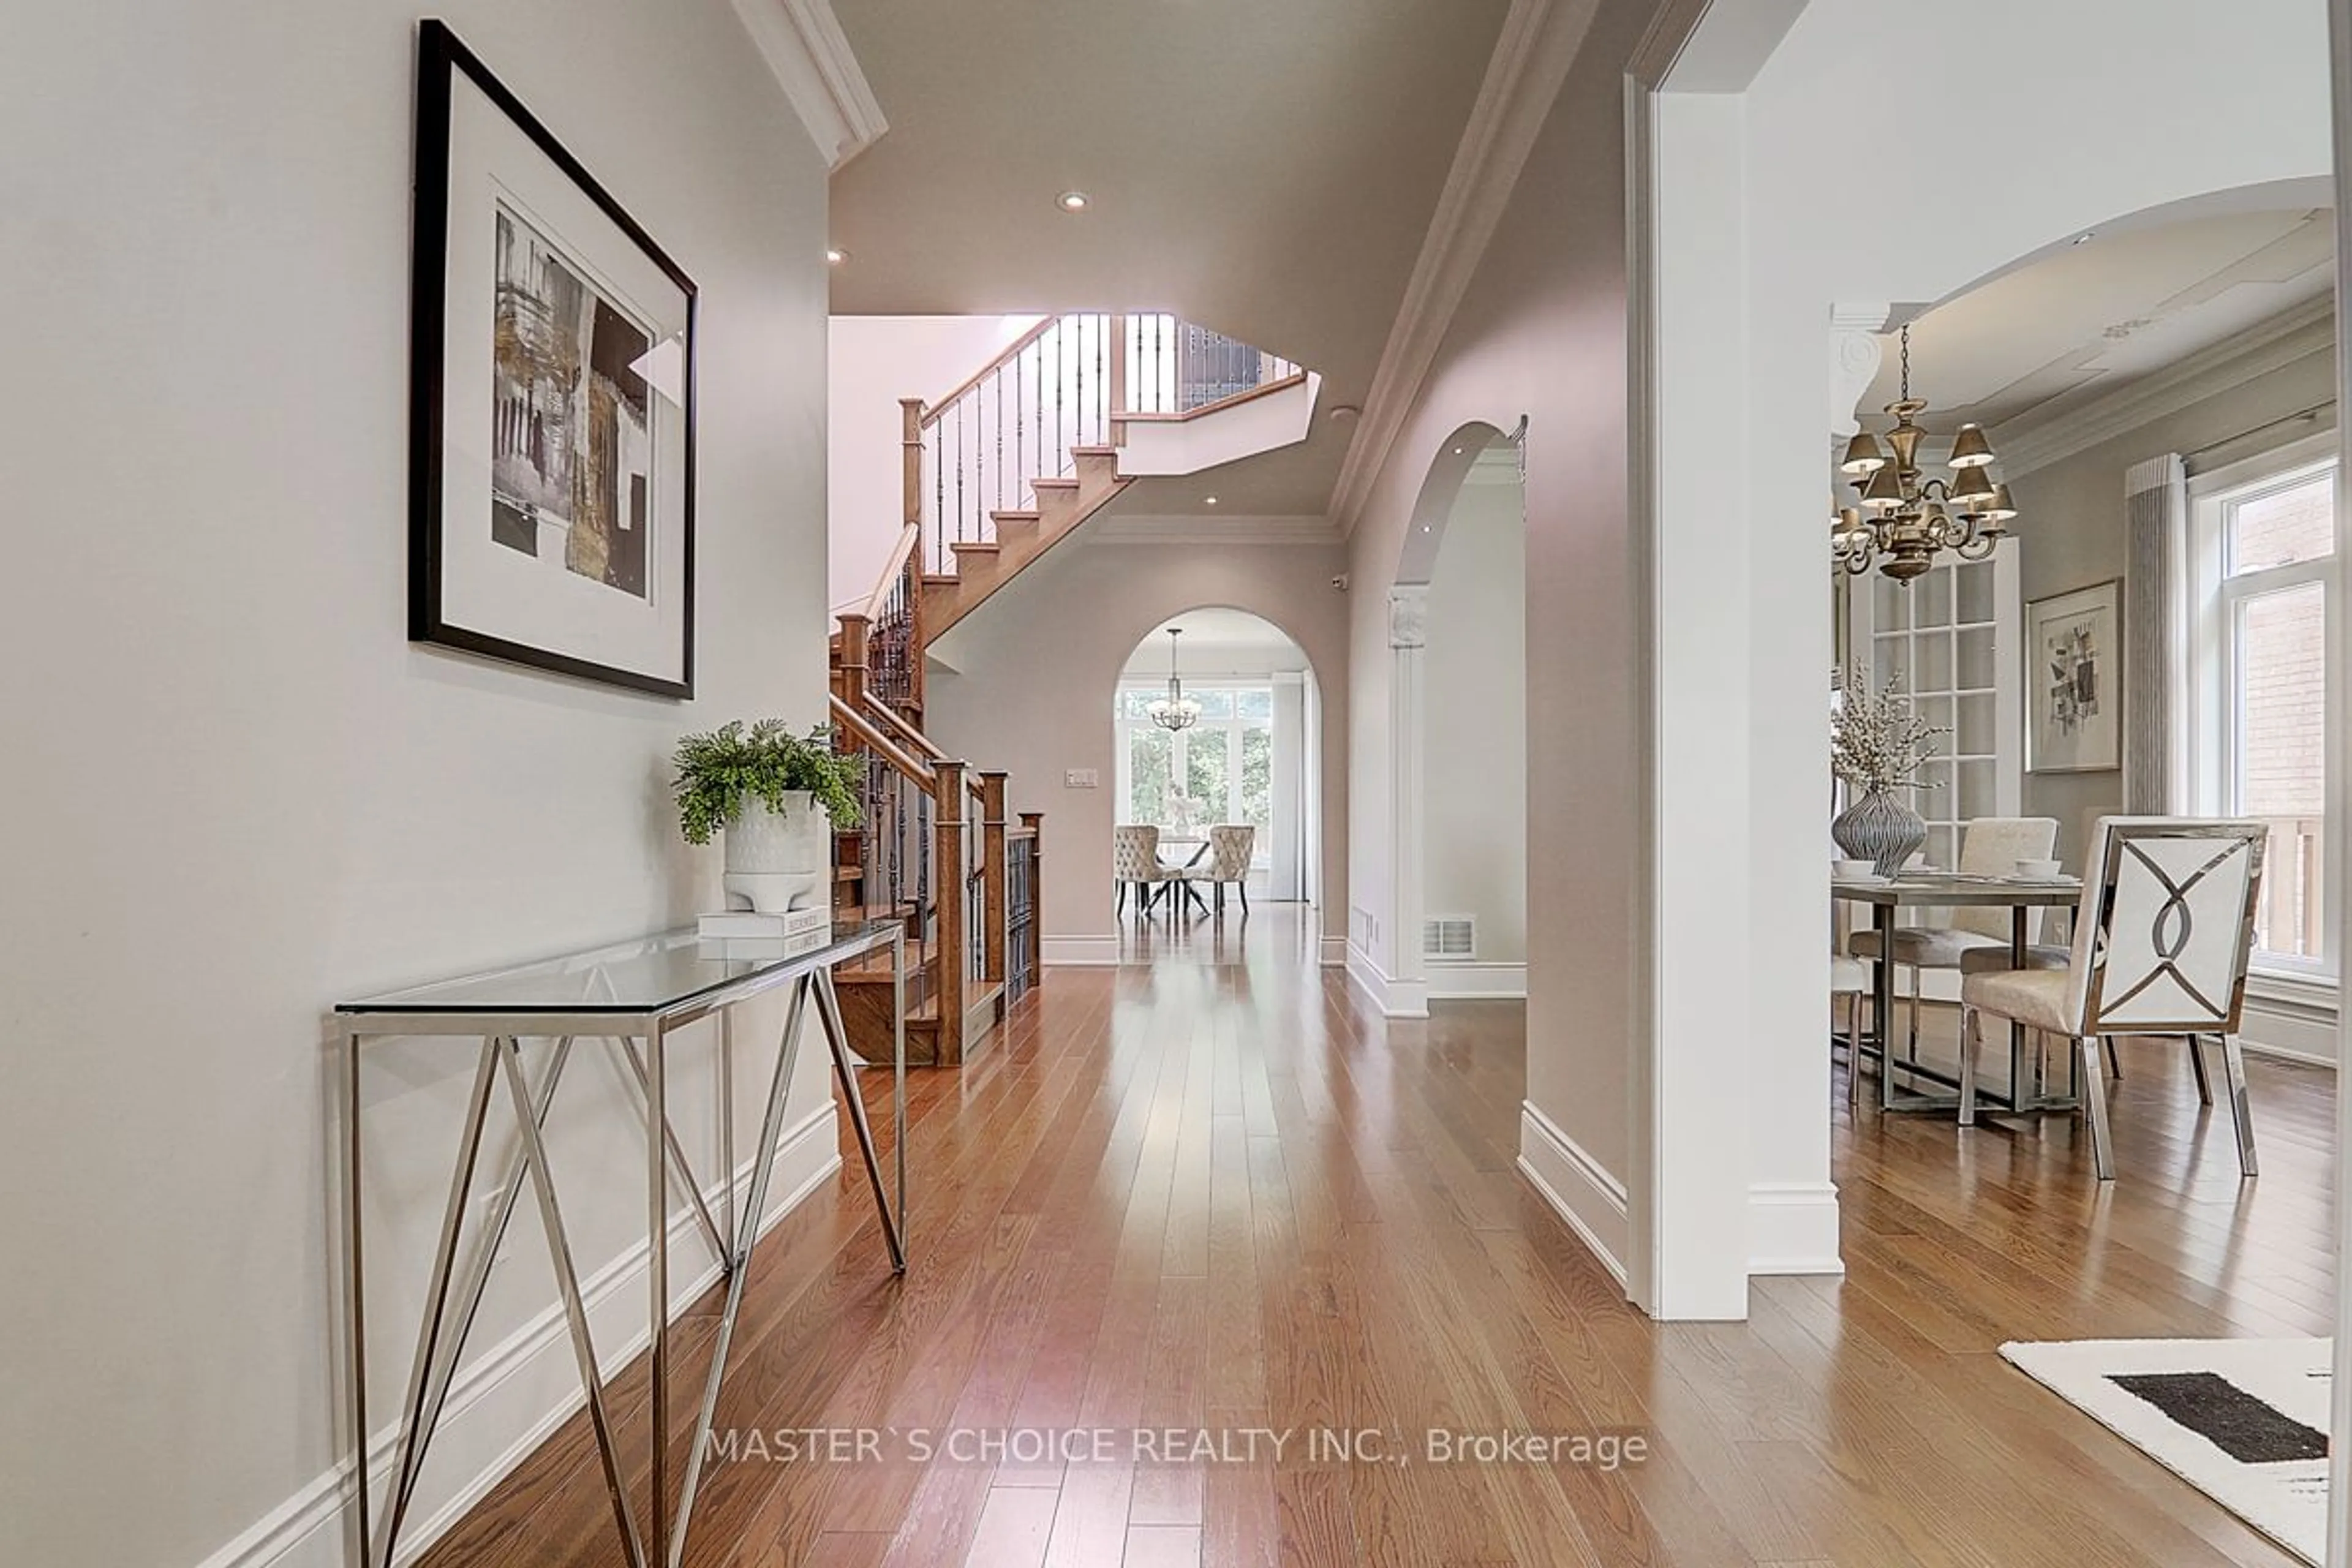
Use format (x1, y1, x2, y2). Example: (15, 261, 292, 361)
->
(2182, 434, 2341, 982)
(1113, 677, 1276, 866)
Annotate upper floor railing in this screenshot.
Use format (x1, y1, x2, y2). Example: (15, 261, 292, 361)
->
(916, 312, 1301, 573)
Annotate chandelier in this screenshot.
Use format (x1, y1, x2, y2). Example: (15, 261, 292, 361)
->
(1831, 324, 2018, 582)
(1147, 628, 1201, 732)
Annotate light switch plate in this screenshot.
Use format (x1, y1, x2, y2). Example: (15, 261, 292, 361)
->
(1064, 769, 1099, 788)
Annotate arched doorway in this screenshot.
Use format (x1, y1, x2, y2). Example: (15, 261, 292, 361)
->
(1113, 608, 1323, 912)
(1382, 421, 1528, 1011)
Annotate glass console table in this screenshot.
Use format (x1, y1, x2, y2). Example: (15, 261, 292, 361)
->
(334, 919, 907, 1568)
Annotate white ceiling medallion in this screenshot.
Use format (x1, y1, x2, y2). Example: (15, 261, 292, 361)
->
(730, 0, 889, 170)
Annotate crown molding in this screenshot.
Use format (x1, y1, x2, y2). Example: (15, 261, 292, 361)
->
(729, 0, 888, 170)
(1327, 0, 1604, 537)
(1992, 294, 2335, 480)
(1086, 514, 1341, 546)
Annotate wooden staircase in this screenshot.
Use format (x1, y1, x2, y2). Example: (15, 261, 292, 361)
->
(822, 312, 1303, 1063)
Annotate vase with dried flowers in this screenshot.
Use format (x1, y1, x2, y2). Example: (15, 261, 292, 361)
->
(1830, 668, 1948, 876)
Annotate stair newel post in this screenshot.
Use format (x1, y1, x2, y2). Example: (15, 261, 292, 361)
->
(1019, 810, 1045, 984)
(901, 394, 927, 573)
(979, 772, 1009, 992)
(835, 613, 871, 709)
(933, 759, 968, 1065)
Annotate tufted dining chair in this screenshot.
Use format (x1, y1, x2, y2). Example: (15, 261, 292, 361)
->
(1849, 816, 2059, 1059)
(1958, 817, 2268, 1180)
(1113, 824, 1178, 919)
(1183, 824, 1256, 916)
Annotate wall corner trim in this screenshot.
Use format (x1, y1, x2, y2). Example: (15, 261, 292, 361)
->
(1344, 940, 1431, 1017)
(1327, 0, 1605, 535)
(729, 0, 888, 170)
(1746, 1182, 1844, 1277)
(1516, 1101, 1630, 1287)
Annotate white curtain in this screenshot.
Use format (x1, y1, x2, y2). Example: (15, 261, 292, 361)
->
(2122, 453, 2187, 813)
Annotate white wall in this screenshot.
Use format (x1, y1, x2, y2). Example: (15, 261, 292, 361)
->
(828, 314, 1042, 611)
(924, 533, 1351, 962)
(1652, 0, 2333, 1303)
(1347, 0, 1657, 1286)
(1423, 475, 1529, 973)
(0, 6, 832, 1565)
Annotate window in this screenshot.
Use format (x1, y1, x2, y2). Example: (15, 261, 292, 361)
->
(1113, 682, 1274, 864)
(1852, 545, 2022, 871)
(2190, 452, 2337, 976)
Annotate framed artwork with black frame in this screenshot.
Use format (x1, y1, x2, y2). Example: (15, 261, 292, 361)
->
(2025, 577, 2122, 774)
(409, 19, 697, 698)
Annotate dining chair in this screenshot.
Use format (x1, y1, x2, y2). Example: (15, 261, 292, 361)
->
(1848, 816, 2059, 1058)
(1957, 816, 2267, 1180)
(1832, 954, 1872, 1110)
(1184, 825, 1256, 916)
(1112, 824, 1179, 919)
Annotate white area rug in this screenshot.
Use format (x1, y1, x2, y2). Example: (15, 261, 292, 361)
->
(2001, 1337, 2331, 1564)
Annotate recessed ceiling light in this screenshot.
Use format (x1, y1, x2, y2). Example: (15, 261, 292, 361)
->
(1057, 190, 1090, 212)
(826, 247, 848, 265)
(1453, 446, 1464, 454)
(1204, 496, 1219, 506)
(1329, 404, 1361, 422)
(2071, 231, 2096, 246)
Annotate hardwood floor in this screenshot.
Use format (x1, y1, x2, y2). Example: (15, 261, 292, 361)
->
(418, 910, 2333, 1567)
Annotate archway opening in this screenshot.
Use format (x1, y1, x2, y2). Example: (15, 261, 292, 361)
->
(1114, 608, 1322, 911)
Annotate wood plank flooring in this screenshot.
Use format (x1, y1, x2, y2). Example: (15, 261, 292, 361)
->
(417, 910, 2332, 1567)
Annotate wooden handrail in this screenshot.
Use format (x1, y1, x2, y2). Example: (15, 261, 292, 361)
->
(861, 693, 947, 762)
(861, 523, 921, 622)
(1116, 371, 1308, 424)
(827, 693, 936, 790)
(922, 315, 1063, 428)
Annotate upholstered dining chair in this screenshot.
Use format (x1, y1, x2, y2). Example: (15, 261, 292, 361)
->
(1832, 954, 1872, 1110)
(1185, 825, 1256, 915)
(1849, 816, 2059, 1058)
(1958, 817, 2267, 1180)
(1113, 824, 1178, 918)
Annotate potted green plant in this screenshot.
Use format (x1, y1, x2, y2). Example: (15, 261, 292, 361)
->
(673, 720, 863, 912)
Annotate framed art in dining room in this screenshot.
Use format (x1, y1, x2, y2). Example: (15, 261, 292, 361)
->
(409, 20, 698, 698)
(2024, 577, 2122, 774)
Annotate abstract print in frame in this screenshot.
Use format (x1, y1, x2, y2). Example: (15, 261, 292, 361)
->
(2025, 578, 2122, 774)
(410, 20, 696, 697)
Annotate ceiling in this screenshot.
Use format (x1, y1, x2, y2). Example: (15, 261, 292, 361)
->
(1861, 208, 2335, 434)
(825, 0, 1513, 517)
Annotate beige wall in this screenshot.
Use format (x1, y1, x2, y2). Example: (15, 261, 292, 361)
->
(1349, 0, 1656, 1165)
(1423, 475, 1530, 967)
(924, 532, 1351, 951)
(2008, 343, 2336, 867)
(0, 5, 830, 1563)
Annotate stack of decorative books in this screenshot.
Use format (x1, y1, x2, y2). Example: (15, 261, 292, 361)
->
(696, 907, 831, 960)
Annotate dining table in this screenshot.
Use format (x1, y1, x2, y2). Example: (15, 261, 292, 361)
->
(1831, 872, 2086, 1115)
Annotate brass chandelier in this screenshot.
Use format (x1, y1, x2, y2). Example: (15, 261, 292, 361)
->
(1831, 325, 2018, 582)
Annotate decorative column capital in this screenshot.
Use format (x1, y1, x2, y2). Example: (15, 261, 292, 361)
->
(1829, 301, 1893, 441)
(1388, 584, 1428, 650)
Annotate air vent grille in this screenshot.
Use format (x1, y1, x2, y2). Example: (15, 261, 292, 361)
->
(1423, 916, 1476, 960)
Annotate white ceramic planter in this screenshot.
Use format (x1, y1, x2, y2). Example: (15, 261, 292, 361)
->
(722, 792, 827, 912)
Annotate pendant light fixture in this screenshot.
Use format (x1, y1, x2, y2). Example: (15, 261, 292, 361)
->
(1831, 323, 2019, 582)
(1147, 628, 1201, 732)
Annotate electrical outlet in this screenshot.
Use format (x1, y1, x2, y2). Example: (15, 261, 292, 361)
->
(1064, 769, 1099, 788)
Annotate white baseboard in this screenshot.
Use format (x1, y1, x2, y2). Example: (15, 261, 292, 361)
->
(1426, 961, 1527, 1000)
(1515, 1101, 1629, 1289)
(1747, 1182, 1844, 1276)
(195, 1106, 843, 1568)
(1041, 933, 1122, 967)
(1319, 937, 1347, 968)
(1343, 940, 1428, 1018)
(2241, 989, 2337, 1067)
